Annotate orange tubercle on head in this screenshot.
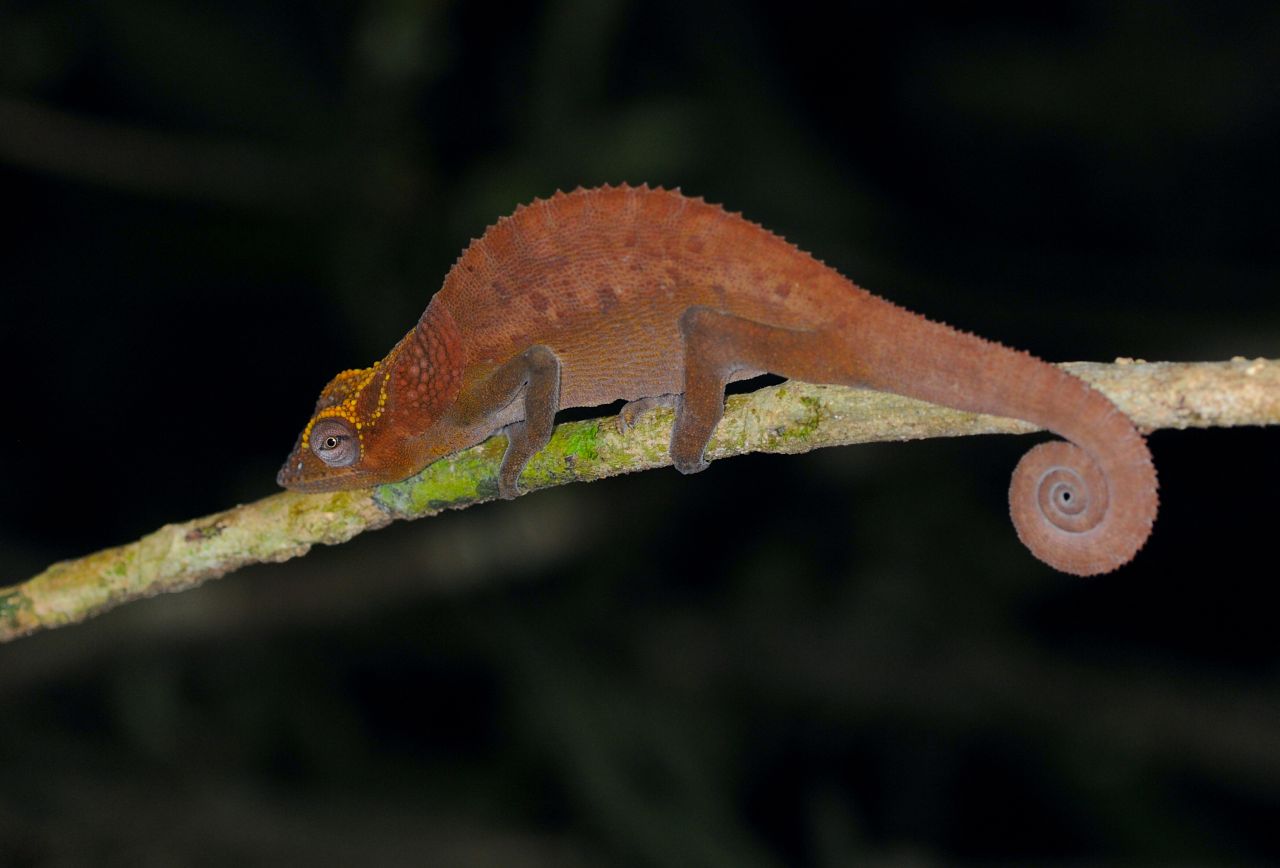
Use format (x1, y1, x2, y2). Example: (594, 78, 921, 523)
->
(277, 301, 465, 492)
(278, 357, 399, 491)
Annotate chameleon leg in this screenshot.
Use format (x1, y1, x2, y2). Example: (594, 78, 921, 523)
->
(672, 306, 835, 473)
(455, 345, 562, 499)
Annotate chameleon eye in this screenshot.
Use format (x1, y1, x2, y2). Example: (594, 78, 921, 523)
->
(309, 418, 359, 468)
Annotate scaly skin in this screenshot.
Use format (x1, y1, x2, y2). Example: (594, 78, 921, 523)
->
(278, 184, 1158, 575)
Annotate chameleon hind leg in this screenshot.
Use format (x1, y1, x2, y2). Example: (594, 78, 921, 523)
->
(454, 345, 562, 499)
(672, 306, 845, 473)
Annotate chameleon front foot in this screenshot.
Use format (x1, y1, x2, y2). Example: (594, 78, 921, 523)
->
(452, 345, 560, 500)
(496, 431, 527, 499)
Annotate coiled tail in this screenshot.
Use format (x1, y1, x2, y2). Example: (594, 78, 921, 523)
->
(1004, 383, 1158, 575)
(850, 300, 1158, 576)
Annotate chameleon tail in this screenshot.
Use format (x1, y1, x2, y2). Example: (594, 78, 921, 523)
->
(849, 300, 1158, 575)
(1003, 366, 1158, 575)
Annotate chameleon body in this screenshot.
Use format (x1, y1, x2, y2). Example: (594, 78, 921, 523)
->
(278, 184, 1158, 575)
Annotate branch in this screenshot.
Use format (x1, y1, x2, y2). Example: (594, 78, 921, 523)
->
(3, 358, 1277, 642)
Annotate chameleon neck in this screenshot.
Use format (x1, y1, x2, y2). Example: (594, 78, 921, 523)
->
(389, 298, 465, 421)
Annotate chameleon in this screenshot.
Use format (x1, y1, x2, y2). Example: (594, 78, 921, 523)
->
(278, 184, 1158, 576)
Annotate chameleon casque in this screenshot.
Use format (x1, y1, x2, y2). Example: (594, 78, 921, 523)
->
(278, 184, 1158, 576)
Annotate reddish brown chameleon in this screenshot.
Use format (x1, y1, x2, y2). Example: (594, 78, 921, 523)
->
(278, 184, 1158, 575)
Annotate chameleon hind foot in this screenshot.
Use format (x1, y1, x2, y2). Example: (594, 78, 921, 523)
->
(671, 306, 830, 474)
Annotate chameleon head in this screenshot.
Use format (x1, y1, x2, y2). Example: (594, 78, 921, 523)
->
(278, 305, 465, 492)
(277, 361, 419, 492)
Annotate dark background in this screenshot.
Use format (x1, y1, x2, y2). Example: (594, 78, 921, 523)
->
(2, 1, 1278, 865)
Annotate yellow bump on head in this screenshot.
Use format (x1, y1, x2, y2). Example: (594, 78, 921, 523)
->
(300, 340, 411, 462)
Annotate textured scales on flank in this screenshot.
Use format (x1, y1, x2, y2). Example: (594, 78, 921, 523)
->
(278, 184, 1159, 576)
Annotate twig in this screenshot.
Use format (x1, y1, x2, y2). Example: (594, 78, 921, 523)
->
(3, 358, 1277, 642)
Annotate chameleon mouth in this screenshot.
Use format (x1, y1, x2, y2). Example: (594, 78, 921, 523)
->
(276, 456, 368, 492)
(276, 460, 303, 489)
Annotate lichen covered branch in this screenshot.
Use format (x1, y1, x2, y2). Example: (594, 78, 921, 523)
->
(3, 358, 1277, 642)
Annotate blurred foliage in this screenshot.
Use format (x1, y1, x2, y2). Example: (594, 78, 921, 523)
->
(1, 1, 1278, 865)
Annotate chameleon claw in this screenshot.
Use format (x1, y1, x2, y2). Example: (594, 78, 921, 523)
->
(497, 473, 522, 500)
(672, 454, 710, 475)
